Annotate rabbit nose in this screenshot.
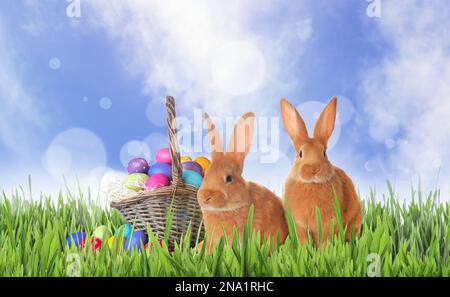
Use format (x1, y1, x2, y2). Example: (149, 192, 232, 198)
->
(312, 166, 321, 175)
(199, 189, 219, 203)
(303, 164, 321, 175)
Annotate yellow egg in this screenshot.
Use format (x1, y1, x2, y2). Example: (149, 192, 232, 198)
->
(107, 236, 125, 251)
(181, 156, 192, 163)
(107, 236, 115, 247)
(195, 157, 211, 172)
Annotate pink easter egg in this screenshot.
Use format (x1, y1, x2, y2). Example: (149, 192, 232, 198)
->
(156, 147, 172, 164)
(144, 174, 170, 190)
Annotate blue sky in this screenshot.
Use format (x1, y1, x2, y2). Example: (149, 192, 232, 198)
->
(1, 0, 449, 201)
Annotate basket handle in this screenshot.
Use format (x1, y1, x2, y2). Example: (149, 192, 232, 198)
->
(166, 96, 183, 185)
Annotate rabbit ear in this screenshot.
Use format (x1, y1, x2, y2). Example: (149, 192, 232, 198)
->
(227, 112, 255, 165)
(204, 112, 224, 161)
(280, 98, 309, 147)
(313, 96, 337, 146)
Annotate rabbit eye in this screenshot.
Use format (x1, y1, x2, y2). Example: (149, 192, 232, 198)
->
(323, 150, 327, 158)
(225, 175, 233, 184)
(299, 150, 303, 159)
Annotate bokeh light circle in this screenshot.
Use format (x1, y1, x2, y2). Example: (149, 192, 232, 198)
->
(120, 140, 151, 168)
(49, 57, 61, 70)
(143, 133, 169, 157)
(42, 128, 107, 181)
(364, 160, 378, 172)
(43, 145, 73, 177)
(99, 97, 112, 110)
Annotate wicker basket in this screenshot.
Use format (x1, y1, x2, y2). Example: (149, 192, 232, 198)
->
(110, 96, 205, 248)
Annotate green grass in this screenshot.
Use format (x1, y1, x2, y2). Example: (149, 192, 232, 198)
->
(0, 182, 449, 277)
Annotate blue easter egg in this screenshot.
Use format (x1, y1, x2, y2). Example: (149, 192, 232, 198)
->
(117, 224, 132, 239)
(182, 170, 203, 188)
(148, 162, 172, 180)
(124, 230, 148, 252)
(66, 231, 86, 248)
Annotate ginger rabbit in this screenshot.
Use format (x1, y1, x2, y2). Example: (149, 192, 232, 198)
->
(280, 97, 363, 246)
(197, 112, 288, 253)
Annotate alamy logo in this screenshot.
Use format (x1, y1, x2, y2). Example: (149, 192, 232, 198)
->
(366, 0, 381, 18)
(66, 253, 82, 277)
(66, 0, 81, 18)
(367, 253, 381, 277)
(175, 109, 281, 164)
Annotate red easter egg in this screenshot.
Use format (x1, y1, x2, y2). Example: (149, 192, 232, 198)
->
(144, 174, 170, 190)
(144, 239, 172, 253)
(91, 237, 102, 251)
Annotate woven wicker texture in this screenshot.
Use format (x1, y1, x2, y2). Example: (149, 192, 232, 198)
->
(110, 96, 205, 248)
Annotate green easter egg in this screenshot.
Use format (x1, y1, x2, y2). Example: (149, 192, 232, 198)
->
(93, 225, 112, 241)
(124, 173, 148, 191)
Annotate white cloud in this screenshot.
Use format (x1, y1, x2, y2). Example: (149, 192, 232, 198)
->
(0, 20, 46, 153)
(20, 0, 78, 35)
(361, 0, 450, 189)
(86, 0, 312, 117)
(0, 17, 55, 199)
(79, 0, 313, 195)
(20, 0, 49, 35)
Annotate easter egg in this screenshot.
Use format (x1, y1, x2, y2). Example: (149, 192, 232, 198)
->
(66, 231, 86, 248)
(181, 161, 204, 176)
(107, 236, 125, 250)
(182, 170, 203, 188)
(180, 156, 192, 163)
(107, 236, 115, 247)
(116, 224, 132, 238)
(80, 237, 102, 251)
(195, 157, 211, 173)
(93, 225, 112, 241)
(124, 230, 148, 252)
(156, 147, 171, 164)
(91, 237, 102, 251)
(148, 162, 172, 179)
(124, 173, 148, 191)
(127, 158, 150, 174)
(144, 174, 170, 190)
(145, 239, 172, 252)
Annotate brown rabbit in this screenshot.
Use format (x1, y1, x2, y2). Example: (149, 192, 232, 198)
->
(197, 112, 288, 253)
(280, 97, 363, 246)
